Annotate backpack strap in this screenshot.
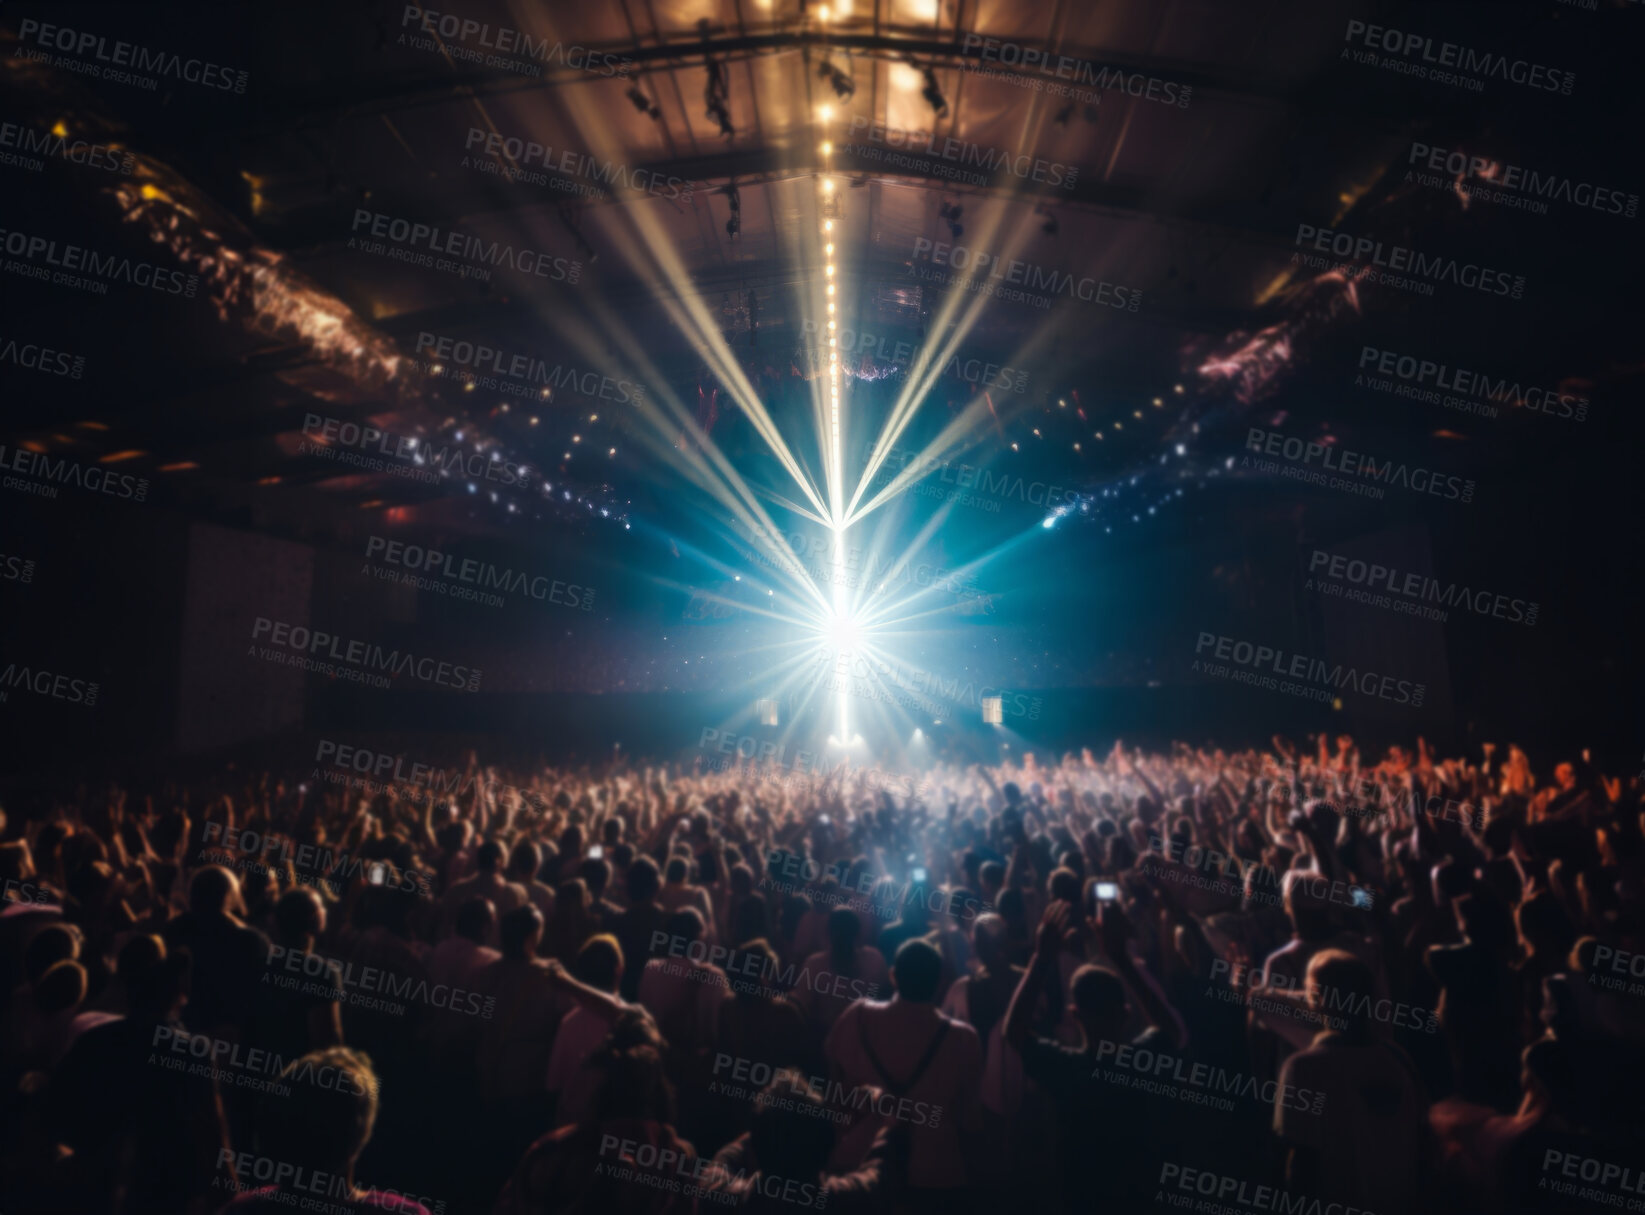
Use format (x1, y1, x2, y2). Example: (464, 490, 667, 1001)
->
(858, 1012, 952, 1097)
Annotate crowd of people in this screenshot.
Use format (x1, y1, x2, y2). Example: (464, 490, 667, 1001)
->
(0, 733, 1639, 1214)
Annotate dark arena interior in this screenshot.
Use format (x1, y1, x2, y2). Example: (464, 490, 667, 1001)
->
(0, 1, 1642, 1212)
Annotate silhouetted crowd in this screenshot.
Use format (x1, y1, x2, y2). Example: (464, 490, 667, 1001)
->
(1, 735, 1640, 1214)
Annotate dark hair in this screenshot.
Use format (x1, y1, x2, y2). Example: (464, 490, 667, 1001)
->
(665, 907, 703, 945)
(274, 888, 325, 944)
(664, 857, 689, 884)
(500, 906, 545, 959)
(454, 897, 497, 943)
(1070, 964, 1125, 1022)
(891, 939, 941, 1003)
(35, 959, 87, 1015)
(579, 857, 611, 898)
(475, 841, 505, 873)
(509, 841, 541, 878)
(626, 856, 660, 904)
(576, 934, 623, 992)
(751, 1072, 835, 1181)
(188, 866, 239, 917)
(827, 907, 860, 976)
(25, 925, 79, 983)
(263, 1048, 379, 1170)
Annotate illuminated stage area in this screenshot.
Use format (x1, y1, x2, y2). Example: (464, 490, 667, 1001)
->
(0, 4, 1639, 1215)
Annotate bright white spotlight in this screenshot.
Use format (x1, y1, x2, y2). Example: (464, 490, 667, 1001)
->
(824, 610, 861, 653)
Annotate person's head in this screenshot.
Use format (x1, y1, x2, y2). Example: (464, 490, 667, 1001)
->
(508, 841, 541, 882)
(1068, 964, 1128, 1042)
(1553, 762, 1577, 792)
(751, 1073, 836, 1182)
(454, 897, 497, 945)
(729, 863, 754, 898)
(474, 840, 505, 875)
(121, 935, 190, 1019)
(601, 818, 623, 846)
(972, 913, 1007, 972)
(1305, 949, 1377, 1039)
(575, 934, 623, 993)
(34, 959, 88, 1017)
(579, 856, 611, 899)
(261, 1048, 379, 1175)
(664, 907, 703, 949)
(730, 939, 777, 1002)
(555, 878, 591, 918)
(891, 939, 941, 1003)
(590, 1009, 673, 1123)
(25, 924, 80, 984)
(1520, 1035, 1577, 1114)
(664, 857, 689, 886)
(0, 840, 35, 887)
(1516, 890, 1575, 959)
(274, 888, 326, 947)
(978, 860, 1004, 896)
(188, 866, 243, 919)
(626, 856, 661, 906)
(1281, 869, 1336, 942)
(827, 907, 860, 967)
(499, 906, 544, 960)
(1048, 866, 1082, 906)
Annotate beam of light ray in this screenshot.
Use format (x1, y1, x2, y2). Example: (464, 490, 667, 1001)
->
(843, 392, 1000, 528)
(845, 195, 1034, 522)
(527, 297, 837, 618)
(533, 57, 833, 524)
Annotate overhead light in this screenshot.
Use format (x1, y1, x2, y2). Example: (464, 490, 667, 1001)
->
(820, 105, 833, 121)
